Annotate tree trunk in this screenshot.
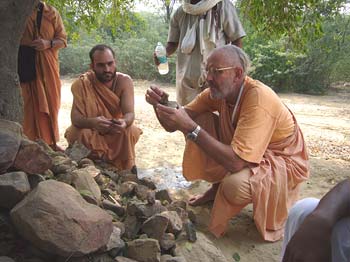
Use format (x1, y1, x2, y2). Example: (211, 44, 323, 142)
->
(0, 0, 37, 122)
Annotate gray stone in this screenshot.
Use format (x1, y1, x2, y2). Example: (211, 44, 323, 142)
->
(123, 215, 142, 240)
(106, 179, 118, 192)
(161, 255, 186, 262)
(141, 214, 169, 240)
(127, 200, 167, 220)
(65, 141, 91, 163)
(168, 201, 187, 211)
(71, 167, 102, 205)
(183, 221, 197, 242)
(13, 139, 52, 174)
(0, 257, 16, 262)
(51, 156, 74, 175)
(159, 233, 176, 251)
(113, 221, 125, 236)
(115, 257, 138, 262)
(94, 173, 107, 186)
(27, 174, 45, 189)
(167, 207, 188, 223)
(102, 199, 125, 217)
(56, 172, 73, 185)
(119, 172, 138, 184)
(103, 227, 125, 258)
(155, 190, 173, 205)
(147, 191, 156, 205)
(175, 232, 229, 262)
(10, 180, 113, 257)
(78, 158, 95, 168)
(135, 184, 151, 201)
(161, 211, 183, 235)
(42, 169, 54, 180)
(101, 169, 120, 183)
(56, 253, 115, 262)
(0, 120, 22, 174)
(119, 181, 137, 197)
(187, 210, 197, 224)
(53, 164, 72, 174)
(126, 238, 161, 262)
(139, 177, 157, 190)
(0, 171, 30, 209)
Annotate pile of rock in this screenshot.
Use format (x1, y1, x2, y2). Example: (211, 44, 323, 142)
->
(0, 120, 200, 262)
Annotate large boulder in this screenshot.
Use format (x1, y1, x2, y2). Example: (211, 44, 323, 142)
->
(0, 171, 30, 209)
(10, 180, 113, 257)
(0, 120, 22, 174)
(13, 138, 52, 174)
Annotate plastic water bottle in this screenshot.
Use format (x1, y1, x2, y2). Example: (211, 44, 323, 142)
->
(155, 42, 169, 75)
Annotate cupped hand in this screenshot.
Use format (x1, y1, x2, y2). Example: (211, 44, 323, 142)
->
(109, 118, 127, 134)
(156, 104, 196, 134)
(30, 38, 50, 51)
(93, 116, 112, 135)
(145, 85, 168, 106)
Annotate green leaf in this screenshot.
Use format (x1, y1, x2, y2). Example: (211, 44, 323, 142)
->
(185, 242, 193, 251)
(232, 252, 241, 262)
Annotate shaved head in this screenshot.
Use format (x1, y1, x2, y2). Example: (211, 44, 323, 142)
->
(210, 45, 251, 77)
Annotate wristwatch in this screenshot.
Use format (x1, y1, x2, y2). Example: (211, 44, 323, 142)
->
(186, 125, 201, 141)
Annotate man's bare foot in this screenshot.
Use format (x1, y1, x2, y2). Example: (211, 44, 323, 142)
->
(188, 183, 219, 206)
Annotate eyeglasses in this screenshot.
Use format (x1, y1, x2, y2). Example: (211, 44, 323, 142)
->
(204, 66, 236, 76)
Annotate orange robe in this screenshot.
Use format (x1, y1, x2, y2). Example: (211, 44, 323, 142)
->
(183, 77, 310, 241)
(64, 71, 142, 170)
(20, 3, 67, 145)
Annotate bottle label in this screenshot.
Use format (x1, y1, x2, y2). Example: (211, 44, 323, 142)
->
(158, 56, 167, 64)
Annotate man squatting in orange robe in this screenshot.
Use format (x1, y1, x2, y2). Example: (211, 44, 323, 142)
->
(65, 45, 142, 172)
(146, 45, 309, 241)
(20, 2, 67, 150)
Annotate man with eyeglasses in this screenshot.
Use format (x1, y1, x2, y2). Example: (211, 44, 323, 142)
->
(145, 45, 309, 242)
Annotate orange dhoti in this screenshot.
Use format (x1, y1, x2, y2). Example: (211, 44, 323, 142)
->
(20, 3, 67, 145)
(65, 124, 141, 170)
(183, 113, 309, 241)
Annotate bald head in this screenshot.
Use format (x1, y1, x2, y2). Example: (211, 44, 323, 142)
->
(209, 45, 251, 77)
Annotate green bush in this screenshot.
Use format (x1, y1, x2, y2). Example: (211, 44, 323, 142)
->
(59, 45, 92, 75)
(59, 38, 176, 83)
(59, 13, 176, 83)
(59, 12, 349, 94)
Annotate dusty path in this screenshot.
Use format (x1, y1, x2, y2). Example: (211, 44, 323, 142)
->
(58, 77, 350, 262)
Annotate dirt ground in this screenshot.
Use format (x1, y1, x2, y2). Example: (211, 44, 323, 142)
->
(58, 77, 350, 262)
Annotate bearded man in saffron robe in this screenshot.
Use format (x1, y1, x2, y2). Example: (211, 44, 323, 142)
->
(65, 45, 142, 172)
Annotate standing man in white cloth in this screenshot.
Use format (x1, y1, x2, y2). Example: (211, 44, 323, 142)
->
(161, 0, 246, 105)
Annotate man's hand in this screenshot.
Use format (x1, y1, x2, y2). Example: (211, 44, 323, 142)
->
(153, 52, 160, 66)
(108, 118, 127, 134)
(282, 213, 332, 262)
(145, 85, 168, 107)
(92, 116, 113, 135)
(156, 104, 196, 134)
(30, 38, 50, 51)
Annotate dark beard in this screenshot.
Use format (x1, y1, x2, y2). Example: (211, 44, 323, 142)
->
(95, 70, 116, 83)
